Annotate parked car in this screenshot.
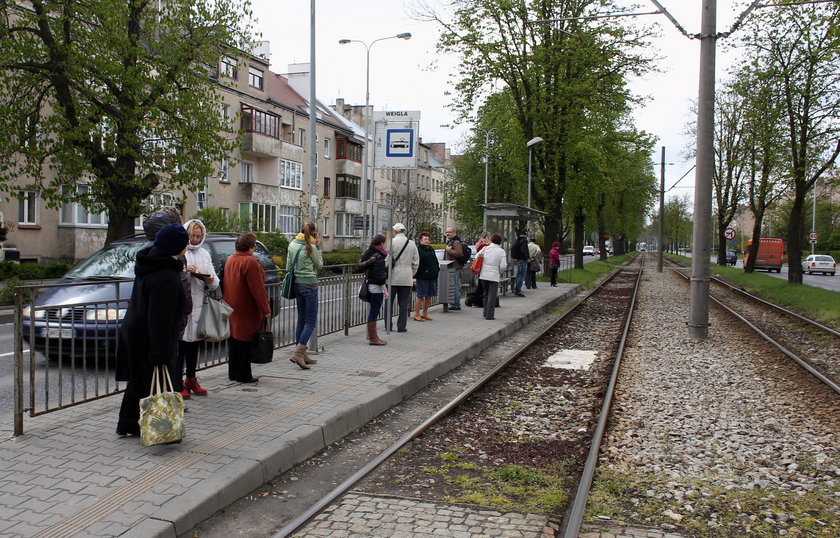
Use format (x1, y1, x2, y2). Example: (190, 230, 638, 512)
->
(22, 233, 279, 358)
(582, 245, 596, 256)
(801, 254, 836, 276)
(726, 249, 738, 266)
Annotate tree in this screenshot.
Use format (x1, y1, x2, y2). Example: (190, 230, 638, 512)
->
(0, 0, 255, 244)
(738, 3, 840, 283)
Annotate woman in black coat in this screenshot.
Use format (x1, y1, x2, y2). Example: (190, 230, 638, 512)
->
(359, 234, 389, 346)
(116, 224, 189, 437)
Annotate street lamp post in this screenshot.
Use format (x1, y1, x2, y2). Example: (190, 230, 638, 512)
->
(526, 137, 543, 209)
(472, 127, 495, 232)
(339, 32, 412, 245)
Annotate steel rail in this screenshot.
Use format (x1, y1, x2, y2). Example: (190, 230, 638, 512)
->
(667, 259, 840, 395)
(561, 256, 644, 537)
(273, 259, 638, 538)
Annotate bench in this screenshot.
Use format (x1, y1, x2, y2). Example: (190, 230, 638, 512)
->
(499, 277, 513, 296)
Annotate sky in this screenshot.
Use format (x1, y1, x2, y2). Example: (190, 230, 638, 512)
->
(248, 0, 750, 200)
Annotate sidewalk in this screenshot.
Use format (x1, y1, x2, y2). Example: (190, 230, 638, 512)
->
(0, 284, 579, 538)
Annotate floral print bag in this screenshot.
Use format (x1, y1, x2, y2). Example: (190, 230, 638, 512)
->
(139, 366, 185, 447)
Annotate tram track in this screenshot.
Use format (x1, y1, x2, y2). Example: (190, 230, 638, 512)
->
(273, 256, 646, 537)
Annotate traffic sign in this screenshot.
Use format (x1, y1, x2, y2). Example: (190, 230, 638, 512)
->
(724, 228, 736, 240)
(809, 231, 818, 241)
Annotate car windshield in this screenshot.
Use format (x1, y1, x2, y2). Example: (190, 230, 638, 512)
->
(65, 244, 143, 279)
(814, 255, 833, 262)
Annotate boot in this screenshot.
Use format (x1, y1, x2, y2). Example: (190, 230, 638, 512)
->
(180, 389, 191, 400)
(290, 344, 311, 369)
(299, 344, 317, 364)
(367, 322, 386, 346)
(413, 298, 425, 321)
(184, 376, 208, 396)
(421, 297, 433, 321)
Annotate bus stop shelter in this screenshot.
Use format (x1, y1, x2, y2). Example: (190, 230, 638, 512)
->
(480, 203, 547, 246)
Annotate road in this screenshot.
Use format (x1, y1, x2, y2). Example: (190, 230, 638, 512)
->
(714, 258, 840, 293)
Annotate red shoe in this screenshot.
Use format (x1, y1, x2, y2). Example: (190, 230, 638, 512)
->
(180, 389, 191, 400)
(184, 377, 208, 396)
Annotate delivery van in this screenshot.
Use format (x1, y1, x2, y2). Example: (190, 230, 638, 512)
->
(743, 238, 784, 272)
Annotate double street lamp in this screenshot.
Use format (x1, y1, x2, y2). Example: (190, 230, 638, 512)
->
(526, 136, 543, 209)
(471, 127, 495, 232)
(339, 32, 412, 244)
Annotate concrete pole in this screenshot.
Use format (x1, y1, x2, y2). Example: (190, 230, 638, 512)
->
(361, 50, 371, 245)
(308, 0, 319, 351)
(811, 178, 817, 255)
(483, 130, 490, 232)
(688, 0, 716, 340)
(527, 148, 533, 209)
(657, 146, 664, 273)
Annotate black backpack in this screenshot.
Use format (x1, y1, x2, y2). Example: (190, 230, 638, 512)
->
(454, 240, 471, 264)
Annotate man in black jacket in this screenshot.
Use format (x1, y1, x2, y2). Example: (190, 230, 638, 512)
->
(510, 229, 530, 296)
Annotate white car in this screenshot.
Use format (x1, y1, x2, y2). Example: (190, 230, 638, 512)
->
(801, 254, 836, 276)
(582, 245, 596, 256)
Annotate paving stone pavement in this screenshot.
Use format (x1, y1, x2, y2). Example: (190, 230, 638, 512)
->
(0, 285, 580, 538)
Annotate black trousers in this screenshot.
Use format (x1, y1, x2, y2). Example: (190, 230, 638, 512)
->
(227, 337, 253, 382)
(390, 285, 412, 330)
(178, 340, 201, 380)
(481, 280, 499, 320)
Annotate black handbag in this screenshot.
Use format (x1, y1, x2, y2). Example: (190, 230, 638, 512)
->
(358, 278, 370, 303)
(250, 320, 273, 364)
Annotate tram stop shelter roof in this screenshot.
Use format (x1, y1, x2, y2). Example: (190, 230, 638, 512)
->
(478, 203, 547, 244)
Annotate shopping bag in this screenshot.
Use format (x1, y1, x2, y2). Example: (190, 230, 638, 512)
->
(471, 254, 484, 275)
(139, 366, 185, 447)
(196, 292, 234, 342)
(281, 248, 302, 300)
(358, 279, 370, 303)
(250, 320, 273, 364)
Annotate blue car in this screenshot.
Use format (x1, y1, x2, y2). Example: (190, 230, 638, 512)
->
(22, 233, 278, 359)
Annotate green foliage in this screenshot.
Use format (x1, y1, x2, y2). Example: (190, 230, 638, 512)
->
(0, 277, 23, 304)
(0, 261, 73, 281)
(254, 232, 289, 257)
(191, 207, 241, 233)
(322, 251, 364, 270)
(0, 0, 256, 243)
(0, 226, 7, 244)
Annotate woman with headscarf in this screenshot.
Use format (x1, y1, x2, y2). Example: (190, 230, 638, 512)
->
(116, 223, 189, 437)
(286, 221, 323, 369)
(177, 219, 219, 398)
(359, 234, 389, 345)
(223, 232, 271, 383)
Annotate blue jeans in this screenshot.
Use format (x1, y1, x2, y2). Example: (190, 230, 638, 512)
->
(515, 259, 527, 294)
(294, 284, 319, 346)
(367, 292, 384, 323)
(450, 268, 461, 308)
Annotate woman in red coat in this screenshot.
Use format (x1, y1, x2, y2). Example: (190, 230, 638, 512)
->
(223, 233, 271, 383)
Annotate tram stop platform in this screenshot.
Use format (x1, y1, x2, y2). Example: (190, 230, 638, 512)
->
(0, 283, 580, 538)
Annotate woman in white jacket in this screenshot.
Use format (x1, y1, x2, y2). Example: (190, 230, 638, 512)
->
(178, 219, 219, 398)
(478, 233, 507, 321)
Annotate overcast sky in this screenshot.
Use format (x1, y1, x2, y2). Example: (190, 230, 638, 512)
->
(248, 0, 750, 199)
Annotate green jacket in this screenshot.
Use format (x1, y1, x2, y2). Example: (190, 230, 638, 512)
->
(286, 237, 323, 284)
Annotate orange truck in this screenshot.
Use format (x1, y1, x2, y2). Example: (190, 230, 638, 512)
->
(744, 238, 784, 272)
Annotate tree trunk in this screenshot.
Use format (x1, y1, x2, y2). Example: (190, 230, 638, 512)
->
(744, 216, 764, 273)
(106, 209, 138, 245)
(786, 191, 806, 284)
(573, 208, 584, 269)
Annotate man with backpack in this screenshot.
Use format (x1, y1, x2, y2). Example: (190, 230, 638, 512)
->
(444, 227, 469, 310)
(510, 228, 530, 297)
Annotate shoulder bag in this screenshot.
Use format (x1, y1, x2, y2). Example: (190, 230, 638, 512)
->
(390, 238, 410, 268)
(196, 290, 234, 342)
(281, 247, 303, 300)
(139, 366, 185, 447)
(471, 251, 485, 275)
(358, 278, 370, 303)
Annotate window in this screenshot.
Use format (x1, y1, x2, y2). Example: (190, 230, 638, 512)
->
(219, 157, 229, 182)
(240, 202, 277, 232)
(241, 161, 254, 184)
(278, 205, 299, 234)
(298, 128, 305, 147)
(336, 175, 360, 198)
(248, 66, 264, 89)
(323, 177, 330, 198)
(18, 191, 38, 225)
(280, 160, 303, 189)
(335, 139, 362, 161)
(240, 103, 279, 138)
(322, 216, 330, 237)
(324, 137, 331, 158)
(60, 185, 108, 226)
(221, 103, 231, 128)
(196, 178, 208, 210)
(220, 56, 237, 79)
(335, 212, 360, 237)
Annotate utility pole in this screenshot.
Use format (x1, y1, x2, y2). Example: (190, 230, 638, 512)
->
(688, 0, 716, 340)
(658, 146, 665, 273)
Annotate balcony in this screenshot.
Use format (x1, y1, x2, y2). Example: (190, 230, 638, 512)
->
(335, 158, 363, 177)
(241, 104, 281, 157)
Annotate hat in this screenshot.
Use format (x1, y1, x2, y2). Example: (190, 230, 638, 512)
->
(154, 223, 189, 256)
(392, 223, 406, 232)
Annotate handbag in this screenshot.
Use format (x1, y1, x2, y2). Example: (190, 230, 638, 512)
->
(471, 253, 484, 275)
(139, 366, 185, 447)
(358, 278, 370, 303)
(282, 248, 303, 300)
(196, 291, 234, 342)
(250, 319, 273, 364)
(529, 259, 541, 272)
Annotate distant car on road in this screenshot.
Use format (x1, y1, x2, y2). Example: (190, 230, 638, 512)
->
(726, 249, 738, 266)
(22, 233, 278, 358)
(582, 245, 596, 256)
(801, 254, 836, 276)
